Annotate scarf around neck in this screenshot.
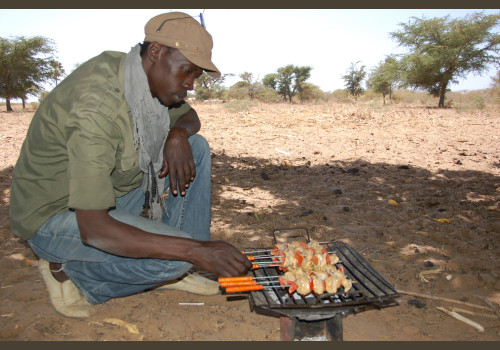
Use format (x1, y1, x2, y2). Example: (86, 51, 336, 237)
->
(123, 44, 170, 221)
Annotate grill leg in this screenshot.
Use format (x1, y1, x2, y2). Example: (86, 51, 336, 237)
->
(280, 314, 343, 341)
(325, 314, 343, 341)
(280, 316, 295, 341)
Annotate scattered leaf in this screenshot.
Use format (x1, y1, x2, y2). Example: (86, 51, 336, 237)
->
(224, 178, 229, 183)
(7, 254, 37, 266)
(456, 214, 473, 223)
(103, 318, 140, 334)
(434, 218, 451, 224)
(388, 199, 399, 206)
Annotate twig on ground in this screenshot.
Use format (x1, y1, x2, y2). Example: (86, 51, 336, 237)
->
(417, 267, 444, 283)
(451, 307, 498, 320)
(478, 296, 500, 321)
(436, 306, 484, 332)
(397, 290, 492, 312)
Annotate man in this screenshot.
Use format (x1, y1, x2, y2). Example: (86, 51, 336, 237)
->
(9, 12, 252, 319)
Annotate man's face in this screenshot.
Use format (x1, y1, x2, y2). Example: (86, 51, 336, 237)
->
(146, 45, 203, 107)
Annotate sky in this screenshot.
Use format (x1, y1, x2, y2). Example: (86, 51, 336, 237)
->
(1, 9, 499, 100)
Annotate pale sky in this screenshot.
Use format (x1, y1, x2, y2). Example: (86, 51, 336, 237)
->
(1, 9, 499, 99)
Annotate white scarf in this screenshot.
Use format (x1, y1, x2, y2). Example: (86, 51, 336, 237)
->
(123, 44, 170, 221)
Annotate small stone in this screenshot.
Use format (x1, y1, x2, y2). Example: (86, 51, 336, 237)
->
(332, 189, 343, 195)
(260, 171, 269, 180)
(343, 206, 350, 212)
(414, 248, 420, 253)
(299, 209, 313, 217)
(408, 299, 426, 309)
(424, 260, 434, 267)
(346, 167, 359, 174)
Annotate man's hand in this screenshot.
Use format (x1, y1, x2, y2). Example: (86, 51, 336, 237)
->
(158, 127, 195, 196)
(190, 240, 253, 277)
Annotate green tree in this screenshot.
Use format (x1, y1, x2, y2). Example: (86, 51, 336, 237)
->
(262, 73, 279, 91)
(49, 60, 65, 86)
(367, 56, 400, 104)
(342, 61, 366, 100)
(0, 36, 56, 111)
(239, 72, 258, 100)
(263, 65, 312, 102)
(390, 12, 500, 108)
(194, 71, 230, 101)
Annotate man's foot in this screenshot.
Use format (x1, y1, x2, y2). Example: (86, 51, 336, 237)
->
(38, 259, 95, 319)
(49, 262, 69, 282)
(154, 272, 221, 296)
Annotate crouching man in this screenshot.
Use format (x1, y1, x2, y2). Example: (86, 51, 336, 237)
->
(9, 12, 251, 319)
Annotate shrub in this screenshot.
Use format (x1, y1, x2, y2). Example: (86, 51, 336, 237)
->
(255, 86, 281, 103)
(223, 99, 256, 113)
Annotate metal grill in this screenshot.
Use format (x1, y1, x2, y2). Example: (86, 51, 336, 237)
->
(244, 240, 400, 320)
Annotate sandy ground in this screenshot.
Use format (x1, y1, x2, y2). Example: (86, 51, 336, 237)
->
(0, 101, 499, 341)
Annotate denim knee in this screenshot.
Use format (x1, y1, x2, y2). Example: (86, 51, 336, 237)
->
(190, 134, 210, 158)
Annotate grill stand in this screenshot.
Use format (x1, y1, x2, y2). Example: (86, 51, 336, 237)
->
(280, 314, 343, 341)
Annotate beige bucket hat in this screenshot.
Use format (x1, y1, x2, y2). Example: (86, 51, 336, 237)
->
(144, 12, 221, 78)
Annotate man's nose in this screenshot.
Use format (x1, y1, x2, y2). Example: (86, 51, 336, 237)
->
(184, 77, 195, 90)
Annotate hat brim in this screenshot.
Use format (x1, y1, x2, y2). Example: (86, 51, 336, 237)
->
(179, 49, 221, 79)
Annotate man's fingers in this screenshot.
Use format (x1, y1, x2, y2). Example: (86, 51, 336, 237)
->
(189, 159, 196, 181)
(177, 171, 187, 195)
(168, 168, 178, 195)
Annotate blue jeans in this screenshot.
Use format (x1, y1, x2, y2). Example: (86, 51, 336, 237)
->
(28, 134, 212, 304)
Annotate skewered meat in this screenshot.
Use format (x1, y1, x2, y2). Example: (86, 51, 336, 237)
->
(274, 240, 353, 296)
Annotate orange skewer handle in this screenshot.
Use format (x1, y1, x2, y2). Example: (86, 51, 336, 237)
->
(218, 276, 254, 283)
(241, 251, 255, 261)
(224, 285, 264, 293)
(220, 280, 258, 287)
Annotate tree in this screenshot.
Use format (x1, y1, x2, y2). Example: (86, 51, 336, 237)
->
(193, 72, 231, 100)
(0, 36, 57, 111)
(342, 61, 366, 100)
(367, 56, 400, 104)
(390, 12, 500, 108)
(49, 60, 65, 86)
(262, 73, 279, 91)
(239, 72, 259, 100)
(263, 65, 312, 102)
(490, 70, 500, 102)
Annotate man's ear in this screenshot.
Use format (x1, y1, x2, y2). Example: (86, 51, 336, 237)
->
(147, 42, 162, 63)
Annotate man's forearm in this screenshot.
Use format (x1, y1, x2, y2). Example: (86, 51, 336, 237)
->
(77, 209, 201, 261)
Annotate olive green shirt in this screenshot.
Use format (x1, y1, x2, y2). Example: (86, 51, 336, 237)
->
(9, 51, 191, 240)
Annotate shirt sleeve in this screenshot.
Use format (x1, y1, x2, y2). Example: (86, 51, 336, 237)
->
(66, 92, 123, 210)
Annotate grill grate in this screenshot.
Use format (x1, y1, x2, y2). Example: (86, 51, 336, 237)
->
(244, 241, 399, 319)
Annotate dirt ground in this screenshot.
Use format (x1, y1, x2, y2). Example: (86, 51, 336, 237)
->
(0, 101, 499, 341)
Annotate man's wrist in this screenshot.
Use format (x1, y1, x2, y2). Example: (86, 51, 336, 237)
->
(169, 126, 189, 138)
